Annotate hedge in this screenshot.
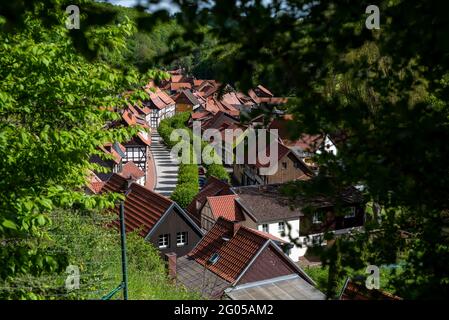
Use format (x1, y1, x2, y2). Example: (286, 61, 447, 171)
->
(170, 184, 199, 208)
(177, 163, 199, 187)
(205, 163, 230, 182)
(158, 112, 230, 207)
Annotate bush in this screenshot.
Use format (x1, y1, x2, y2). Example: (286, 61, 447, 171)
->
(205, 163, 230, 182)
(171, 184, 199, 208)
(178, 163, 199, 186)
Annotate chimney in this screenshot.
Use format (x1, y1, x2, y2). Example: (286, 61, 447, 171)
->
(165, 252, 177, 280)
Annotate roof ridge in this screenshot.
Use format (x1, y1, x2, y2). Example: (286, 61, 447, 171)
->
(237, 224, 271, 242)
(207, 194, 237, 200)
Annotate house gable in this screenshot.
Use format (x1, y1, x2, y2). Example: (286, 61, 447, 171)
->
(235, 241, 316, 287)
(235, 243, 300, 286)
(146, 204, 204, 257)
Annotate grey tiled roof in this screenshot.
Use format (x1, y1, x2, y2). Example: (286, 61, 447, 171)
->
(232, 185, 304, 223)
(225, 274, 326, 300)
(176, 256, 231, 300)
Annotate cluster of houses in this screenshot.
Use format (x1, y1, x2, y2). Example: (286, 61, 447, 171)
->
(83, 69, 396, 300)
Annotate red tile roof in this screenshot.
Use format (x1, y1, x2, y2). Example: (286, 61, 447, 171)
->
(137, 131, 151, 146)
(171, 75, 183, 83)
(121, 106, 150, 130)
(188, 218, 267, 283)
(340, 279, 402, 300)
(221, 92, 242, 106)
(193, 79, 205, 87)
(90, 181, 104, 193)
(191, 111, 212, 120)
(256, 84, 274, 97)
(202, 111, 239, 131)
(171, 82, 192, 91)
(158, 90, 175, 105)
(186, 176, 232, 221)
(248, 89, 288, 105)
(268, 117, 324, 151)
(203, 97, 222, 114)
(143, 87, 175, 110)
(101, 173, 173, 237)
(101, 172, 128, 193)
(86, 171, 105, 194)
(120, 161, 144, 180)
(99, 142, 126, 164)
(206, 194, 244, 222)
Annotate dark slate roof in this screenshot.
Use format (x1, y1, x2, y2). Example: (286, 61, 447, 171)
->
(232, 184, 304, 223)
(232, 184, 364, 224)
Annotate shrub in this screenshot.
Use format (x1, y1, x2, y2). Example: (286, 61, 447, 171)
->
(171, 183, 199, 208)
(205, 163, 230, 182)
(178, 163, 199, 186)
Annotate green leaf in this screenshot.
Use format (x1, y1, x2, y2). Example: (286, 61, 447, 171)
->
(2, 219, 17, 230)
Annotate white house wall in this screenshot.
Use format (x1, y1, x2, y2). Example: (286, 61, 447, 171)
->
(257, 219, 306, 261)
(316, 135, 337, 156)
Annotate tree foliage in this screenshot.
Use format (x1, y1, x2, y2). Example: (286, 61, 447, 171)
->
(163, 0, 449, 299)
(0, 1, 170, 299)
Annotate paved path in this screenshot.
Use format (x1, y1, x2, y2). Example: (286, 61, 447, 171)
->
(150, 132, 179, 197)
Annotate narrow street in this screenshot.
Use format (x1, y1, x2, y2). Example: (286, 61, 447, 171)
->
(150, 132, 179, 197)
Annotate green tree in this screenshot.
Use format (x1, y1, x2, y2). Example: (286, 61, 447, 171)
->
(165, 0, 449, 299)
(0, 1, 169, 299)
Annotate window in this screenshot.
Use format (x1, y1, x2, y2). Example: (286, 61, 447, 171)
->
(278, 221, 285, 233)
(176, 232, 188, 247)
(313, 212, 322, 224)
(125, 146, 145, 163)
(312, 235, 322, 245)
(151, 117, 158, 128)
(158, 234, 170, 249)
(344, 207, 356, 218)
(262, 224, 269, 233)
(282, 162, 287, 169)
